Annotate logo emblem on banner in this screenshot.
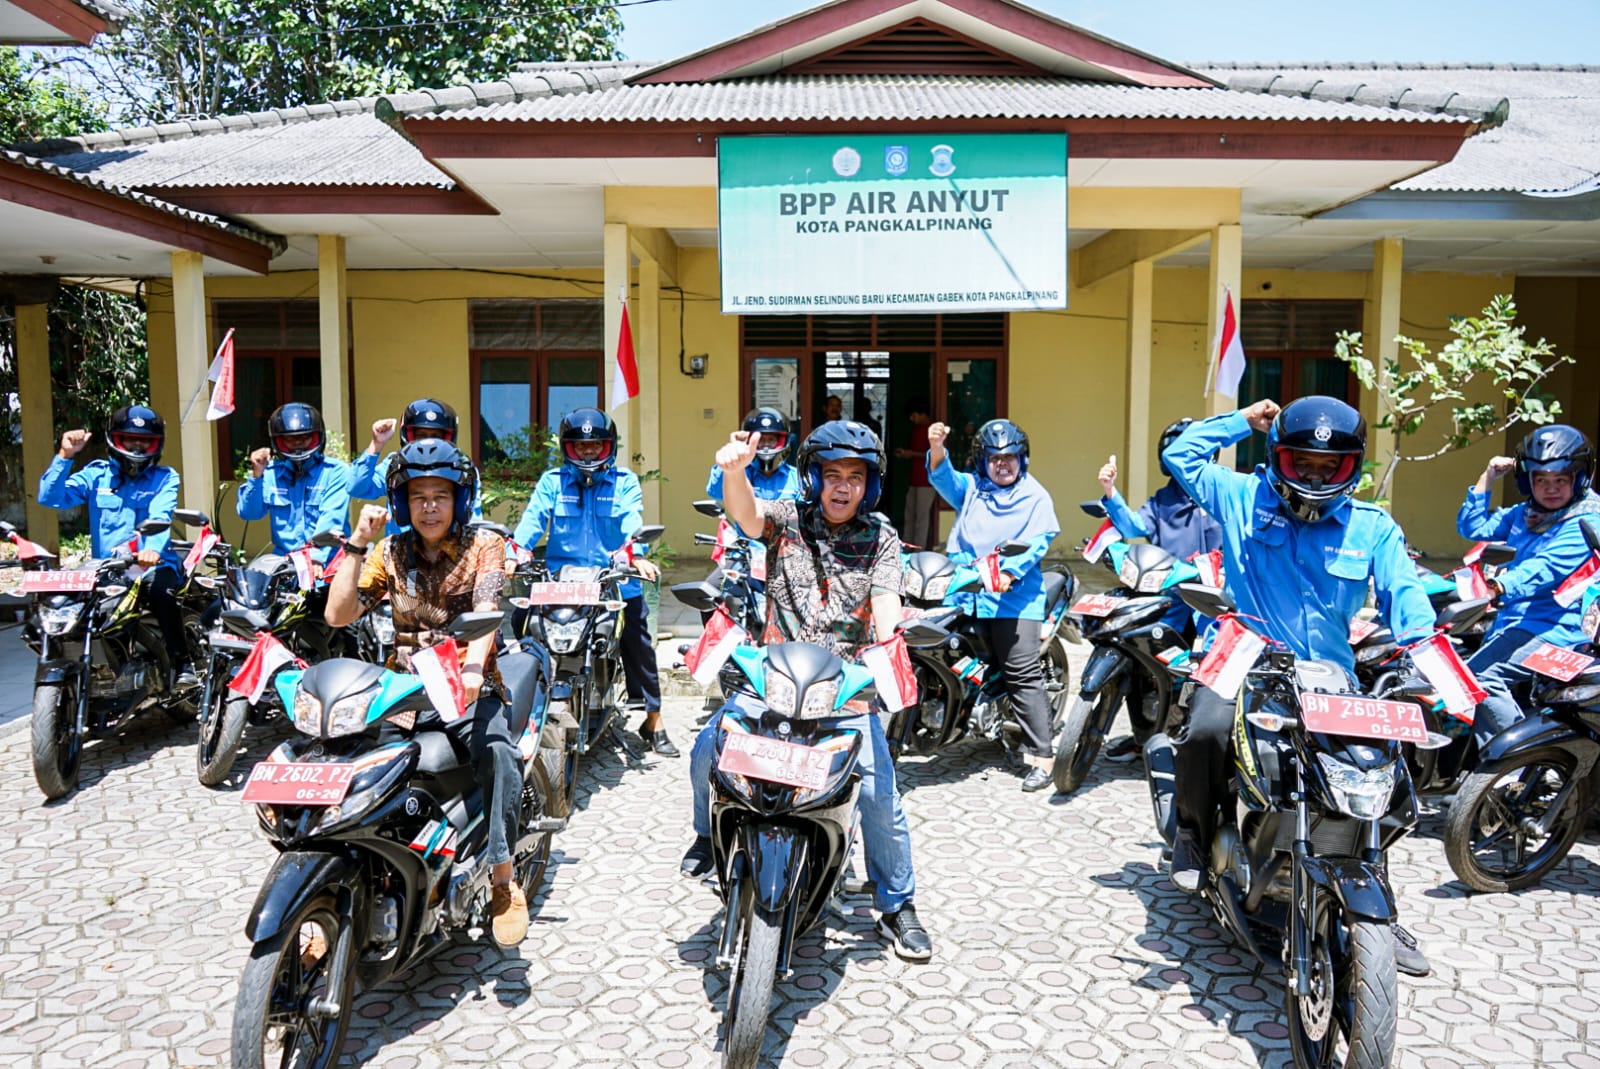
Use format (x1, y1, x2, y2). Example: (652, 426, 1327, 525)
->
(832, 147, 861, 177)
(929, 144, 956, 177)
(884, 145, 909, 176)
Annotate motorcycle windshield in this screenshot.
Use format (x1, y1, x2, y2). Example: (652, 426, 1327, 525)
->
(367, 673, 425, 722)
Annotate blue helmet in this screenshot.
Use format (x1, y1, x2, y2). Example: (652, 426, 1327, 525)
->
(559, 407, 617, 486)
(386, 439, 476, 531)
(973, 419, 1029, 480)
(1514, 424, 1593, 500)
(1266, 396, 1365, 522)
(797, 420, 885, 510)
(268, 402, 325, 476)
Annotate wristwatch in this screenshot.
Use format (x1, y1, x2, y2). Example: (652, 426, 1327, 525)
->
(343, 539, 369, 557)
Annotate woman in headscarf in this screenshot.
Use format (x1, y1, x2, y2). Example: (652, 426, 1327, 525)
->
(927, 418, 1061, 791)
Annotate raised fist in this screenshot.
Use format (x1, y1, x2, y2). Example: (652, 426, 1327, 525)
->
(58, 429, 91, 458)
(716, 431, 760, 473)
(1097, 455, 1118, 496)
(249, 447, 271, 478)
(1485, 456, 1516, 481)
(352, 504, 389, 546)
(1241, 399, 1281, 434)
(371, 418, 397, 450)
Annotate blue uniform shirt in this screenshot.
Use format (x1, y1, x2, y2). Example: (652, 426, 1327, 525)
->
(513, 465, 646, 600)
(38, 456, 180, 568)
(349, 450, 484, 535)
(706, 461, 799, 502)
(1457, 488, 1600, 649)
(928, 457, 1057, 621)
(1165, 412, 1435, 671)
(1105, 481, 1224, 631)
(236, 457, 352, 561)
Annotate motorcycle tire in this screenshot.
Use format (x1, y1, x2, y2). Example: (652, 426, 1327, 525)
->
(197, 690, 250, 787)
(232, 890, 355, 1069)
(1444, 747, 1591, 893)
(550, 698, 580, 810)
(1052, 689, 1118, 796)
(31, 681, 81, 800)
(518, 754, 558, 898)
(722, 899, 782, 1069)
(1042, 634, 1073, 733)
(1286, 898, 1396, 1069)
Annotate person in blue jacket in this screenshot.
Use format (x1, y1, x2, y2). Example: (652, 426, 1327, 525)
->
(927, 417, 1061, 792)
(349, 399, 483, 534)
(1164, 396, 1437, 976)
(705, 407, 799, 502)
(38, 405, 194, 687)
(235, 402, 351, 562)
(512, 408, 672, 755)
(1095, 418, 1225, 760)
(1457, 425, 1600, 746)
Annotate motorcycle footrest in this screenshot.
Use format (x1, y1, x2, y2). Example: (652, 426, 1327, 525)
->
(532, 817, 568, 833)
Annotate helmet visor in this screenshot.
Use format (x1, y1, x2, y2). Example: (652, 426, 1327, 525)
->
(110, 433, 160, 456)
(564, 439, 614, 465)
(402, 425, 454, 444)
(273, 431, 322, 456)
(1276, 448, 1358, 488)
(756, 432, 789, 454)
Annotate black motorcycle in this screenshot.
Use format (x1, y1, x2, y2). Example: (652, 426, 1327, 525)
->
(231, 612, 561, 1069)
(688, 499, 767, 635)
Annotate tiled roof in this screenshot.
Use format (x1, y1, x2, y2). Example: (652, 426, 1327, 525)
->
(1197, 64, 1600, 195)
(383, 72, 1484, 125)
(76, 0, 129, 23)
(0, 147, 285, 251)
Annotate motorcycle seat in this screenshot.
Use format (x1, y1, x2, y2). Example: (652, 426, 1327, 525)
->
(415, 729, 469, 775)
(1041, 570, 1067, 604)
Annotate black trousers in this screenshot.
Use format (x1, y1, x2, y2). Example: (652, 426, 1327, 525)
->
(619, 594, 661, 713)
(142, 566, 190, 667)
(984, 617, 1053, 758)
(1173, 685, 1235, 845)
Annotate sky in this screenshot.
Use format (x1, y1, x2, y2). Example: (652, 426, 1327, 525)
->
(618, 0, 1600, 66)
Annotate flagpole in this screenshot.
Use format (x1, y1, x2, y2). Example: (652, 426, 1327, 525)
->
(181, 327, 234, 425)
(1202, 286, 1226, 401)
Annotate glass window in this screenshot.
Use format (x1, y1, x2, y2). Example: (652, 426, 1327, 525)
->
(942, 357, 998, 472)
(478, 358, 532, 466)
(546, 357, 600, 430)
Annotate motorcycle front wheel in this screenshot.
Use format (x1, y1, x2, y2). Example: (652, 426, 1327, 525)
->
(1052, 687, 1118, 795)
(232, 891, 355, 1069)
(1444, 747, 1590, 892)
(1286, 897, 1396, 1069)
(722, 898, 782, 1069)
(197, 672, 249, 786)
(1042, 634, 1073, 732)
(31, 681, 81, 800)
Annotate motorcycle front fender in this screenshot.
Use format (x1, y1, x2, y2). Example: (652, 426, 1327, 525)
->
(1477, 711, 1598, 766)
(739, 823, 805, 914)
(245, 851, 363, 943)
(1298, 854, 1396, 923)
(1079, 645, 1130, 696)
(34, 659, 82, 687)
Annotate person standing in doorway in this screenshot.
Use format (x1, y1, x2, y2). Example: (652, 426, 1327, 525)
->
(895, 398, 937, 548)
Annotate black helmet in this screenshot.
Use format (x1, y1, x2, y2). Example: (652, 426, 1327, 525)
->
(401, 398, 458, 444)
(267, 403, 325, 475)
(1266, 397, 1365, 522)
(743, 407, 791, 476)
(1515, 424, 1594, 500)
(558, 407, 618, 484)
(973, 419, 1029, 480)
(386, 438, 476, 531)
(797, 420, 885, 510)
(105, 404, 165, 478)
(1158, 417, 1218, 477)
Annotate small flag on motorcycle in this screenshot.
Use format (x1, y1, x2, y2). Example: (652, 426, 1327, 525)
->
(1191, 548, 1224, 587)
(412, 637, 468, 723)
(976, 553, 1006, 593)
(685, 607, 747, 686)
(1193, 615, 1266, 701)
(227, 632, 305, 704)
(287, 547, 318, 591)
(1081, 519, 1118, 564)
(183, 526, 220, 575)
(1452, 565, 1491, 602)
(1555, 555, 1600, 608)
(1408, 632, 1485, 723)
(861, 634, 919, 711)
(8, 532, 54, 560)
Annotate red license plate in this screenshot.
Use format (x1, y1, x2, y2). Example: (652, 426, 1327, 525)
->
(524, 582, 602, 606)
(1070, 595, 1121, 618)
(717, 732, 832, 791)
(1519, 642, 1597, 682)
(22, 570, 96, 593)
(240, 761, 356, 805)
(1298, 692, 1428, 743)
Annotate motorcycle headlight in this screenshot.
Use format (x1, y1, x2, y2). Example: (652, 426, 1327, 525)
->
(924, 574, 953, 601)
(1118, 556, 1141, 589)
(1544, 681, 1600, 706)
(292, 690, 322, 735)
(545, 619, 588, 654)
(1356, 642, 1396, 667)
(1137, 570, 1167, 595)
(325, 687, 378, 737)
(39, 603, 83, 636)
(904, 571, 924, 600)
(766, 672, 798, 717)
(796, 679, 841, 720)
(1315, 753, 1397, 820)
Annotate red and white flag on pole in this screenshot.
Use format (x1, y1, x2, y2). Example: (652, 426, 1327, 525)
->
(1409, 632, 1485, 724)
(412, 637, 468, 723)
(609, 291, 639, 413)
(684, 606, 747, 686)
(1191, 548, 1224, 587)
(1081, 519, 1118, 564)
(287, 547, 317, 591)
(227, 632, 304, 704)
(710, 518, 736, 564)
(1193, 615, 1266, 700)
(1209, 286, 1247, 399)
(976, 552, 1007, 593)
(8, 533, 53, 560)
(1555, 555, 1600, 608)
(183, 525, 221, 574)
(861, 633, 918, 712)
(205, 327, 236, 421)
(1452, 565, 1491, 602)
(1461, 541, 1488, 566)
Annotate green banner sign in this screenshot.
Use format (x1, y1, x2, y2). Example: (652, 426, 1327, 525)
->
(717, 133, 1067, 316)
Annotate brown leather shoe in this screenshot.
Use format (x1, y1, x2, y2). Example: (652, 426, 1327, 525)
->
(490, 881, 529, 947)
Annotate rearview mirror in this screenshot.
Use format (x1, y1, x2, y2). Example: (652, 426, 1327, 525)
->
(0, 520, 17, 538)
(1584, 519, 1600, 555)
(669, 581, 721, 612)
(471, 520, 513, 539)
(447, 611, 504, 644)
(172, 508, 211, 529)
(632, 524, 666, 545)
(1176, 581, 1235, 619)
(1479, 541, 1517, 567)
(692, 500, 724, 518)
(1079, 500, 1108, 519)
(310, 530, 346, 549)
(896, 619, 950, 649)
(136, 519, 170, 537)
(998, 541, 1031, 557)
(1436, 597, 1491, 632)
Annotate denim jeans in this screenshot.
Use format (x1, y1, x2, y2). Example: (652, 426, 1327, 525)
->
(689, 693, 916, 915)
(1466, 628, 1542, 748)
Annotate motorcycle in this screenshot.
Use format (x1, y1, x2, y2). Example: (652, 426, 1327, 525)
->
(1144, 582, 1489, 1069)
(688, 499, 767, 635)
(230, 611, 561, 1069)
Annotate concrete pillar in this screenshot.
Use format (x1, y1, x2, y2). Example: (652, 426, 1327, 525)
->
(1205, 224, 1244, 465)
(1124, 259, 1155, 501)
(170, 251, 216, 513)
(1364, 238, 1404, 489)
(637, 256, 662, 522)
(318, 235, 350, 452)
(14, 303, 58, 549)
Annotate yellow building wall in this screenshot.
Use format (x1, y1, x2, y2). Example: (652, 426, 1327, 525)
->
(1513, 277, 1600, 462)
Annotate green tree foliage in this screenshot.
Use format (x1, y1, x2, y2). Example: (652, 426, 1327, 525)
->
(1334, 294, 1572, 503)
(0, 46, 104, 142)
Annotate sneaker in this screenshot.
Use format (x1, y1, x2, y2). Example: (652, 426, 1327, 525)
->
(680, 836, 715, 879)
(1392, 923, 1431, 978)
(1168, 830, 1205, 894)
(878, 902, 933, 962)
(1021, 766, 1052, 792)
(1104, 735, 1141, 763)
(174, 662, 200, 690)
(489, 881, 529, 947)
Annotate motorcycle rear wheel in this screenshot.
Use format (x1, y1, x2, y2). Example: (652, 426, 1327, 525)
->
(1052, 688, 1118, 795)
(1286, 898, 1396, 1069)
(197, 682, 249, 786)
(1042, 635, 1073, 732)
(722, 899, 782, 1069)
(31, 681, 81, 800)
(232, 891, 355, 1069)
(1444, 747, 1590, 893)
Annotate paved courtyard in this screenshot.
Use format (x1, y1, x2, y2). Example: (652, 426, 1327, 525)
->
(1, 631, 1600, 1069)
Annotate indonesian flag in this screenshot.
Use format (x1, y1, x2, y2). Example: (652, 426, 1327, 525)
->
(861, 633, 918, 712)
(8, 533, 53, 560)
(1452, 565, 1491, 602)
(508, 541, 534, 566)
(412, 637, 468, 723)
(1193, 615, 1265, 701)
(227, 632, 304, 704)
(609, 295, 639, 413)
(748, 541, 767, 583)
(1409, 632, 1486, 723)
(1462, 542, 1488, 566)
(1210, 286, 1246, 399)
(1555, 555, 1600, 608)
(205, 327, 236, 421)
(287, 547, 317, 591)
(1191, 548, 1224, 587)
(612, 540, 637, 568)
(183, 525, 220, 575)
(976, 553, 1006, 593)
(684, 606, 747, 687)
(319, 545, 347, 581)
(1081, 519, 1118, 564)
